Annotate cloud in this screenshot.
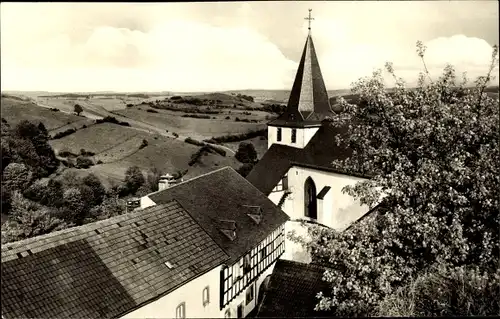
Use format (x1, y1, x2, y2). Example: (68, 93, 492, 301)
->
(1, 16, 297, 92)
(318, 32, 498, 88)
(1, 2, 497, 92)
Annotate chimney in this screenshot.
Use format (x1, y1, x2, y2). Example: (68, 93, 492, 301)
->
(158, 173, 183, 191)
(126, 197, 141, 212)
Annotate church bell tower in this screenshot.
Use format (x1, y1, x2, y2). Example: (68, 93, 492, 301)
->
(267, 9, 334, 149)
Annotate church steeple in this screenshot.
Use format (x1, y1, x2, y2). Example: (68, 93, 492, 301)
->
(269, 9, 333, 128)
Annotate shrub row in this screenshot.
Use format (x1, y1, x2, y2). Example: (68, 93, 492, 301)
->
(185, 137, 226, 156)
(235, 117, 259, 123)
(182, 114, 212, 119)
(188, 146, 214, 166)
(52, 128, 76, 139)
(95, 116, 130, 126)
(204, 129, 267, 144)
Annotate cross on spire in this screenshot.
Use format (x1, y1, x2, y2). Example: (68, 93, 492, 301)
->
(305, 9, 314, 33)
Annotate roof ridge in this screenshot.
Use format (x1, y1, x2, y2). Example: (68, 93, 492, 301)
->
(1, 200, 179, 250)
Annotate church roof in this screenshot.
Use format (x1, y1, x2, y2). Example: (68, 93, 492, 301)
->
(148, 167, 290, 264)
(1, 201, 229, 319)
(268, 34, 334, 128)
(255, 259, 331, 318)
(247, 121, 373, 195)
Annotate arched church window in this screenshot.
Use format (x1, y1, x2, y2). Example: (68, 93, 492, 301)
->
(304, 177, 317, 219)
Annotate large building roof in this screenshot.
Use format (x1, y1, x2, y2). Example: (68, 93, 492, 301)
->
(1, 201, 229, 319)
(268, 34, 334, 128)
(247, 121, 372, 195)
(148, 167, 290, 264)
(255, 259, 332, 318)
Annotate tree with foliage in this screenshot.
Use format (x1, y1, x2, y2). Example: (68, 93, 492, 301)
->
(62, 187, 89, 224)
(236, 163, 255, 177)
(235, 142, 258, 163)
(3, 120, 59, 177)
(82, 173, 106, 206)
(2, 163, 34, 193)
(1, 191, 71, 244)
(289, 42, 499, 316)
(146, 167, 162, 193)
(74, 104, 83, 116)
(23, 179, 64, 208)
(122, 166, 145, 196)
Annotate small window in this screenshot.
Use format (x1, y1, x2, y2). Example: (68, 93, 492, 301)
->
(277, 128, 282, 141)
(202, 286, 210, 306)
(225, 308, 231, 318)
(243, 254, 251, 274)
(260, 246, 267, 260)
(246, 284, 254, 305)
(176, 302, 185, 319)
(291, 129, 297, 143)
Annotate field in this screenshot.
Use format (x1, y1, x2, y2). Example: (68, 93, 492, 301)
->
(1, 96, 83, 131)
(114, 106, 268, 140)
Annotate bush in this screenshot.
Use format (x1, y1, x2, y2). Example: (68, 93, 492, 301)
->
(185, 137, 205, 146)
(235, 142, 258, 163)
(189, 146, 213, 166)
(50, 108, 60, 112)
(225, 116, 231, 120)
(236, 163, 255, 177)
(172, 132, 179, 138)
(126, 103, 134, 108)
(58, 150, 79, 158)
(146, 109, 158, 113)
(75, 156, 93, 169)
(204, 129, 267, 143)
(80, 149, 95, 157)
(182, 114, 211, 119)
(95, 116, 130, 127)
(139, 139, 148, 149)
(96, 160, 103, 164)
(52, 128, 77, 139)
(377, 264, 500, 317)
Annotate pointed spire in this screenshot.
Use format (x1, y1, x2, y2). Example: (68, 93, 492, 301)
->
(269, 11, 332, 128)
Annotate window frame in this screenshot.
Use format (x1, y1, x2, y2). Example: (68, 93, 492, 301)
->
(277, 127, 282, 142)
(291, 128, 297, 143)
(245, 283, 254, 305)
(176, 302, 186, 319)
(202, 286, 210, 306)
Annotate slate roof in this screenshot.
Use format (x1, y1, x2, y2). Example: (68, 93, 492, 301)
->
(255, 259, 332, 318)
(269, 34, 334, 128)
(247, 121, 372, 195)
(148, 167, 290, 264)
(1, 201, 229, 319)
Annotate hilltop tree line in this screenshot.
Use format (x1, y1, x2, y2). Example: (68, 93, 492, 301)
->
(289, 42, 500, 316)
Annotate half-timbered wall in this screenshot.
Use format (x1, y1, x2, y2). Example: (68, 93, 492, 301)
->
(219, 224, 285, 309)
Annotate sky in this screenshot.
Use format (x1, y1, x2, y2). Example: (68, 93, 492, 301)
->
(1, 1, 498, 92)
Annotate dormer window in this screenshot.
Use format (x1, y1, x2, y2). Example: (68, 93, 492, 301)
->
(291, 129, 297, 143)
(277, 128, 282, 141)
(243, 205, 262, 225)
(218, 219, 237, 241)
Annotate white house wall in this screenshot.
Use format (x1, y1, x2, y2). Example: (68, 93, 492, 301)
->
(267, 126, 319, 149)
(268, 166, 371, 263)
(120, 266, 221, 319)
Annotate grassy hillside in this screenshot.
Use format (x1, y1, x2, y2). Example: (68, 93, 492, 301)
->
(1, 96, 83, 131)
(114, 106, 267, 140)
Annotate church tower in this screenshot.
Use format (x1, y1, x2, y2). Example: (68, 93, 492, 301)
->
(267, 9, 334, 149)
